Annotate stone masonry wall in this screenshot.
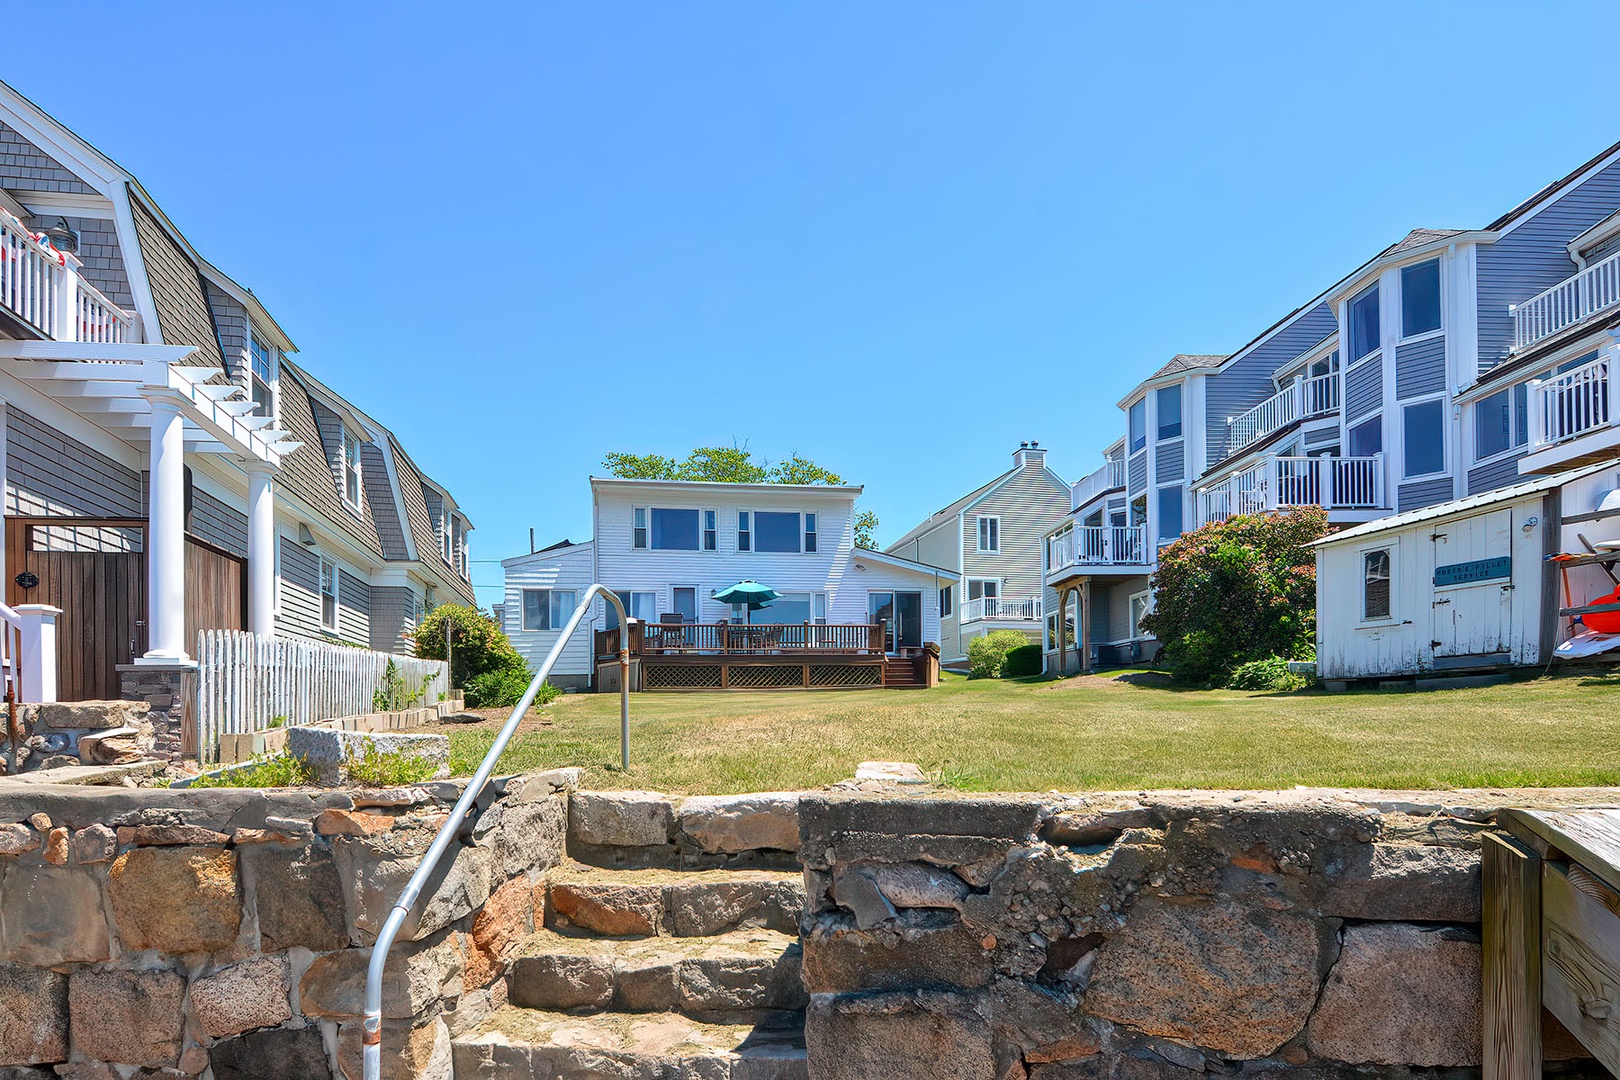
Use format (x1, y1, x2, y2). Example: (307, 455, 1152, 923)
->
(0, 769, 571, 1079)
(798, 789, 1607, 1080)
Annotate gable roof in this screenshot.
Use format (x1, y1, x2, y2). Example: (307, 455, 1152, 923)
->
(1487, 138, 1620, 233)
(1387, 228, 1463, 255)
(1313, 460, 1617, 546)
(1151, 353, 1227, 379)
(886, 472, 1007, 551)
(852, 547, 955, 579)
(127, 191, 225, 371)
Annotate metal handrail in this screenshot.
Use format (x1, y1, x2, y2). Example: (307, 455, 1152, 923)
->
(362, 585, 630, 1079)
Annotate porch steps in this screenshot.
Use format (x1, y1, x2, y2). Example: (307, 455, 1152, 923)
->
(451, 861, 809, 1079)
(882, 656, 924, 688)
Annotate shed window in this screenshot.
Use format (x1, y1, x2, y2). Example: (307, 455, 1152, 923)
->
(522, 588, 578, 631)
(1401, 259, 1441, 338)
(1363, 549, 1391, 620)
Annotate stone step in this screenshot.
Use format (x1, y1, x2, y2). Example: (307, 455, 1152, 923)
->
(544, 862, 804, 938)
(453, 1005, 808, 1080)
(508, 927, 806, 1016)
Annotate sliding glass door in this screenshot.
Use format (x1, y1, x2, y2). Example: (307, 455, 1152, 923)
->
(868, 591, 923, 653)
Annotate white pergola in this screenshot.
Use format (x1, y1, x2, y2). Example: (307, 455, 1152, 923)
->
(0, 341, 300, 662)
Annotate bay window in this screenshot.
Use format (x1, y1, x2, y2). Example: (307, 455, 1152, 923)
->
(1157, 385, 1183, 439)
(1401, 259, 1441, 338)
(1402, 399, 1445, 477)
(1348, 284, 1381, 362)
(1129, 399, 1147, 453)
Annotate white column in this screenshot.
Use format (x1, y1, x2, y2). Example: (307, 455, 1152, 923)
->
(143, 391, 189, 661)
(14, 604, 59, 703)
(245, 461, 276, 637)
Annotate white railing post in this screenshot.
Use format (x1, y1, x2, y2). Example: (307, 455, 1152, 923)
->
(14, 604, 60, 704)
(1527, 379, 1546, 448)
(1372, 452, 1386, 508)
(1293, 374, 1306, 421)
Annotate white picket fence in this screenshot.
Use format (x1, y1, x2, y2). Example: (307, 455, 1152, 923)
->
(193, 630, 450, 762)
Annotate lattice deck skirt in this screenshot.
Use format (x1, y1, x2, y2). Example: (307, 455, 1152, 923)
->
(641, 661, 883, 691)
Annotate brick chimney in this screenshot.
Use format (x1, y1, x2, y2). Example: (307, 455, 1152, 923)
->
(1013, 440, 1046, 469)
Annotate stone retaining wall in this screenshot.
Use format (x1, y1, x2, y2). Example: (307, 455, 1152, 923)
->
(797, 789, 1608, 1080)
(0, 769, 571, 1079)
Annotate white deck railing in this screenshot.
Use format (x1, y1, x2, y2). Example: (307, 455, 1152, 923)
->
(1071, 458, 1126, 509)
(1512, 248, 1620, 352)
(1047, 524, 1150, 574)
(193, 630, 450, 762)
(961, 595, 1043, 623)
(0, 209, 134, 344)
(1226, 372, 1340, 457)
(1197, 454, 1385, 526)
(1527, 351, 1615, 449)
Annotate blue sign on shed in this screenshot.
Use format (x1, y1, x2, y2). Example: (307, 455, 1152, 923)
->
(1434, 555, 1512, 587)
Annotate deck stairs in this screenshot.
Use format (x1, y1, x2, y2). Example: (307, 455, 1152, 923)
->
(451, 860, 809, 1078)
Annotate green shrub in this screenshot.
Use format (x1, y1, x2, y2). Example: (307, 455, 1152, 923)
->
(1143, 508, 1330, 687)
(413, 604, 529, 690)
(1002, 643, 1042, 678)
(1227, 656, 1306, 692)
(466, 667, 531, 709)
(968, 630, 1037, 679)
(188, 752, 317, 789)
(344, 736, 440, 787)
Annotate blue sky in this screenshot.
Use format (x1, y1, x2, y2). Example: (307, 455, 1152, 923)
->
(20, 2, 1620, 605)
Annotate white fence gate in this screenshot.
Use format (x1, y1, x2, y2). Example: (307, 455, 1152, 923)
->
(193, 630, 450, 761)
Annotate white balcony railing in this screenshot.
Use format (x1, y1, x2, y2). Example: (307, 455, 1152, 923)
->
(1225, 372, 1340, 457)
(1512, 249, 1620, 352)
(1047, 524, 1151, 575)
(1197, 454, 1385, 526)
(961, 595, 1043, 623)
(0, 209, 135, 344)
(1070, 458, 1126, 509)
(1527, 350, 1615, 449)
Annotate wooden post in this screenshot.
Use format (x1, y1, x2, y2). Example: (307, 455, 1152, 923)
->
(1055, 586, 1068, 675)
(1080, 580, 1092, 674)
(1482, 831, 1543, 1080)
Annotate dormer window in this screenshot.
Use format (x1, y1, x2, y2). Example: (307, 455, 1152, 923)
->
(248, 332, 277, 417)
(341, 427, 362, 509)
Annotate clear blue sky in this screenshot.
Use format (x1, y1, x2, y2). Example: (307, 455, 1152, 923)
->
(21, 2, 1620, 605)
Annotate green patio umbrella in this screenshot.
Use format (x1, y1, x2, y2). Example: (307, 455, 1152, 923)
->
(711, 580, 779, 623)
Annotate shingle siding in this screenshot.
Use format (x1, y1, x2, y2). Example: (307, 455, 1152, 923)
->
(1203, 304, 1337, 468)
(188, 485, 248, 558)
(0, 122, 91, 194)
(6, 407, 142, 517)
(361, 445, 409, 560)
(274, 365, 384, 561)
(1397, 476, 1455, 513)
(205, 282, 248, 383)
(368, 586, 419, 654)
(1477, 156, 1620, 370)
(1345, 358, 1383, 421)
(128, 193, 225, 370)
(59, 216, 133, 310)
(1395, 335, 1446, 399)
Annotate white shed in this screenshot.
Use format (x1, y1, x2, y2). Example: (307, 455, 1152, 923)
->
(501, 540, 596, 689)
(1312, 461, 1620, 682)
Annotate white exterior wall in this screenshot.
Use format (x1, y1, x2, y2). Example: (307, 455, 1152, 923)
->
(591, 482, 943, 642)
(502, 542, 596, 683)
(1315, 492, 1550, 679)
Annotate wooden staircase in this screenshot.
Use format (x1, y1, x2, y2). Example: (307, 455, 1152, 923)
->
(882, 655, 925, 689)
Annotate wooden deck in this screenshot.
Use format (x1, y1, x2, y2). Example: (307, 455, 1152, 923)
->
(594, 622, 937, 691)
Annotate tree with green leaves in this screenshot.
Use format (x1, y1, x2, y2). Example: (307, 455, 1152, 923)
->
(602, 445, 880, 543)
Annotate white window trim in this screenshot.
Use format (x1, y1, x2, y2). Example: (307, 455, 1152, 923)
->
(976, 515, 1001, 553)
(1127, 589, 1152, 639)
(671, 584, 701, 623)
(1356, 540, 1399, 627)
(741, 509, 811, 555)
(633, 506, 718, 554)
(939, 584, 953, 619)
(1346, 282, 1383, 367)
(1155, 385, 1185, 442)
(1469, 385, 1531, 468)
(318, 554, 340, 632)
(967, 578, 1000, 602)
(1399, 393, 1450, 481)
(1396, 258, 1445, 343)
(340, 426, 363, 514)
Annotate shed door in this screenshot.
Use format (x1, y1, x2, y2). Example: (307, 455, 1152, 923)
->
(1430, 508, 1514, 658)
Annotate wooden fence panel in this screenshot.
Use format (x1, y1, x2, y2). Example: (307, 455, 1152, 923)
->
(192, 630, 450, 762)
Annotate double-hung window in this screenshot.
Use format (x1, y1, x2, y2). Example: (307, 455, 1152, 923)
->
(248, 333, 276, 417)
(804, 513, 817, 553)
(737, 511, 751, 552)
(319, 556, 338, 631)
(939, 585, 953, 618)
(977, 515, 1000, 553)
(1401, 259, 1441, 338)
(702, 510, 717, 551)
(522, 588, 579, 631)
(1474, 384, 1529, 460)
(341, 428, 362, 509)
(1363, 549, 1391, 620)
(1157, 385, 1183, 440)
(1348, 283, 1380, 362)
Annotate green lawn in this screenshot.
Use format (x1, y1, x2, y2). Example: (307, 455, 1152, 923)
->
(445, 669, 1620, 795)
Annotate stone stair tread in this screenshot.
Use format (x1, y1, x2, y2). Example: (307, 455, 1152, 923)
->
(544, 860, 805, 938)
(455, 1006, 808, 1078)
(515, 925, 799, 964)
